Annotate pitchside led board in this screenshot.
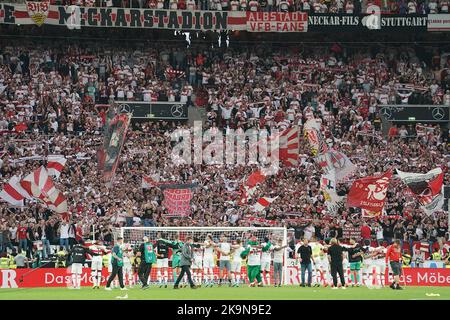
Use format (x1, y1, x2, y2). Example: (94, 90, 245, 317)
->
(115, 101, 188, 120)
(379, 105, 450, 122)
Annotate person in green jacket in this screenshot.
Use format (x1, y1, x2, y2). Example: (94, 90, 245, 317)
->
(137, 236, 156, 289)
(162, 235, 184, 286)
(105, 237, 127, 291)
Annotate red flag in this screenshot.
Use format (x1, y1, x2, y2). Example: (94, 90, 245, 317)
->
(347, 170, 392, 211)
(14, 123, 28, 132)
(246, 170, 266, 188)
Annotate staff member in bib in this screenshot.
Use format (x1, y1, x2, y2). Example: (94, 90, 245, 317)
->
(386, 239, 403, 290)
(105, 236, 127, 291)
(137, 236, 156, 289)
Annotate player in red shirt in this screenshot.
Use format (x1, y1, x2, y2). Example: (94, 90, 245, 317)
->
(385, 239, 403, 290)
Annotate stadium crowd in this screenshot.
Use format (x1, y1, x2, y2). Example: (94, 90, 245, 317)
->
(0, 36, 449, 266)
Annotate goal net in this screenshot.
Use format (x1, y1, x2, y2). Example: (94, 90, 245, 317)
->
(115, 227, 288, 286)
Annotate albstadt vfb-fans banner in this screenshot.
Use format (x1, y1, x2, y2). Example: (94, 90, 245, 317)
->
(1, 267, 450, 288)
(0, 2, 307, 32)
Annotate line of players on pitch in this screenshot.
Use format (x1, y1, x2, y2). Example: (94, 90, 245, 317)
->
(67, 232, 390, 289)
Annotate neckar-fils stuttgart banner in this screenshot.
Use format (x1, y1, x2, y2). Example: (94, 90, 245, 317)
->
(0, 2, 308, 32)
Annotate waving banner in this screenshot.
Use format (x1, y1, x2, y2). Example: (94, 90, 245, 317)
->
(347, 170, 393, 211)
(303, 119, 328, 155)
(397, 167, 445, 215)
(162, 188, 193, 217)
(320, 172, 345, 214)
(98, 113, 131, 182)
(317, 150, 356, 182)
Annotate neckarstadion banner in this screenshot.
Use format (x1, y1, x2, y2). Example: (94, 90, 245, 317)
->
(0, 2, 307, 32)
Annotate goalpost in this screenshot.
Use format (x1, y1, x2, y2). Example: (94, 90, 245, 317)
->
(115, 227, 288, 285)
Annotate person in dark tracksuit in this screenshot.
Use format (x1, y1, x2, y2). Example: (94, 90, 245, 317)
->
(174, 236, 197, 289)
(105, 237, 127, 291)
(327, 238, 347, 289)
(137, 236, 156, 289)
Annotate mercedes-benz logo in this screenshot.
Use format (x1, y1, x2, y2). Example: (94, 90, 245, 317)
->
(171, 104, 184, 118)
(380, 107, 392, 119)
(432, 107, 445, 120)
(118, 104, 131, 114)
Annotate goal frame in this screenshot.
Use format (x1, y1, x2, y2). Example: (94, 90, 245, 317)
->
(118, 226, 288, 285)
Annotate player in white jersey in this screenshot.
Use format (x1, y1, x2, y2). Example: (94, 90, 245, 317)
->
(272, 239, 287, 287)
(217, 235, 232, 287)
(363, 242, 386, 287)
(88, 240, 107, 289)
(260, 237, 273, 286)
(192, 237, 203, 286)
(203, 234, 216, 287)
(230, 239, 245, 287)
(309, 239, 329, 286)
(122, 244, 135, 287)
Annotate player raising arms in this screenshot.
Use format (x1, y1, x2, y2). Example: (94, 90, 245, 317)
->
(217, 234, 232, 287)
(122, 243, 135, 287)
(241, 235, 263, 287)
(272, 239, 287, 287)
(310, 238, 329, 287)
(191, 237, 204, 287)
(156, 233, 170, 288)
(260, 236, 273, 286)
(162, 234, 184, 286)
(230, 239, 244, 287)
(203, 234, 216, 287)
(69, 241, 94, 289)
(87, 240, 107, 289)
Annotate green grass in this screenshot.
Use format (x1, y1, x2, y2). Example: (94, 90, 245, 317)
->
(0, 285, 449, 300)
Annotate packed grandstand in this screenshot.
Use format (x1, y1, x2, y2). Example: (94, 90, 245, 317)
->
(0, 0, 448, 289)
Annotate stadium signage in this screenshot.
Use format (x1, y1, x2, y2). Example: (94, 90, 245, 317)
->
(0, 3, 308, 32)
(428, 14, 450, 31)
(57, 7, 229, 30)
(0, 3, 247, 30)
(379, 104, 449, 122)
(246, 12, 308, 32)
(115, 101, 188, 120)
(308, 14, 428, 31)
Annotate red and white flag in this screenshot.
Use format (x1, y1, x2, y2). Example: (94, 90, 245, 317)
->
(255, 126, 300, 167)
(47, 155, 67, 178)
(279, 126, 300, 166)
(20, 166, 68, 214)
(142, 174, 160, 189)
(0, 176, 30, 206)
(347, 170, 393, 212)
(397, 167, 445, 215)
(237, 170, 267, 206)
(252, 196, 278, 212)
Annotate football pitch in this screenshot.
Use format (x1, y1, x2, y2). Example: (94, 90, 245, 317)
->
(0, 286, 449, 300)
